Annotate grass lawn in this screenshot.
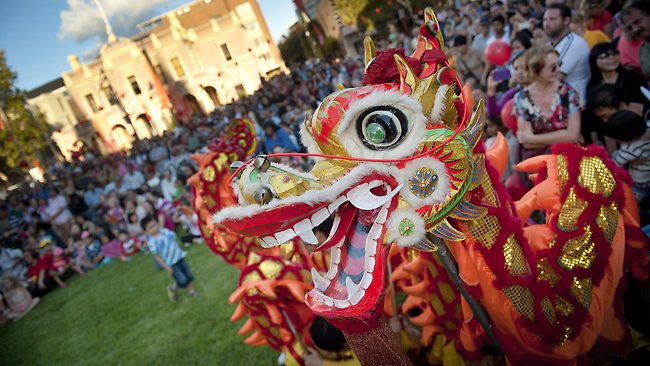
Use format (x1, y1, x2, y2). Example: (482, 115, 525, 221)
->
(0, 244, 278, 365)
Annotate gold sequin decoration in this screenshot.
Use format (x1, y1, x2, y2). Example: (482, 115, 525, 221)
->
(203, 195, 216, 209)
(570, 277, 593, 309)
(480, 179, 498, 206)
(557, 188, 587, 231)
(437, 282, 456, 304)
(555, 296, 574, 317)
(558, 326, 572, 346)
(202, 165, 216, 182)
(557, 155, 568, 190)
(259, 260, 283, 279)
(503, 285, 536, 320)
(540, 296, 556, 324)
(467, 215, 500, 249)
(578, 157, 616, 196)
(429, 293, 445, 315)
(559, 226, 596, 270)
(443, 321, 457, 331)
(537, 258, 561, 287)
(597, 202, 619, 243)
(504, 235, 529, 276)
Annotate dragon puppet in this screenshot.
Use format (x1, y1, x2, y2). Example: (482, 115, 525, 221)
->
(210, 8, 649, 366)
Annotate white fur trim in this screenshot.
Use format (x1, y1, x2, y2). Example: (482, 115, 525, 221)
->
(336, 90, 427, 160)
(214, 163, 401, 223)
(400, 157, 450, 209)
(386, 208, 426, 247)
(300, 119, 322, 155)
(429, 84, 450, 123)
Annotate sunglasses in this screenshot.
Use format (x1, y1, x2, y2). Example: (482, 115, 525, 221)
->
(597, 50, 619, 60)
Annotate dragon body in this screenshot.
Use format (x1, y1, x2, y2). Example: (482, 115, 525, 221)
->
(208, 9, 648, 365)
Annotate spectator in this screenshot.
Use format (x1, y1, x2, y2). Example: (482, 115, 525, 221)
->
(514, 45, 582, 161)
(587, 42, 647, 115)
(0, 245, 27, 280)
(486, 15, 510, 46)
(621, 0, 650, 82)
(1, 276, 40, 321)
(511, 30, 534, 55)
(451, 35, 487, 86)
(570, 11, 610, 48)
(580, 0, 614, 37)
(604, 110, 650, 207)
(141, 216, 200, 302)
(263, 122, 298, 153)
(160, 169, 177, 202)
(42, 188, 73, 244)
(122, 164, 146, 191)
(544, 3, 591, 104)
(471, 17, 492, 53)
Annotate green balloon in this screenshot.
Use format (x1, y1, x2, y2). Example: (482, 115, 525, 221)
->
(366, 122, 386, 144)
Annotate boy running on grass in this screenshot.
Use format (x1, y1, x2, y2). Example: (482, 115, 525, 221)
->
(141, 216, 200, 301)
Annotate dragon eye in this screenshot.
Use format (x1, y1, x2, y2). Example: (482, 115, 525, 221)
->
(357, 107, 408, 150)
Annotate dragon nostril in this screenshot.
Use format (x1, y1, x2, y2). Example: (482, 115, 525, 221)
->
(253, 155, 271, 172)
(254, 186, 274, 205)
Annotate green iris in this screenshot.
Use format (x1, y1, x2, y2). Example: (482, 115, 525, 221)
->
(366, 122, 386, 144)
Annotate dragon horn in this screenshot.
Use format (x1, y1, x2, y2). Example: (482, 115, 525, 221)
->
(423, 7, 445, 50)
(363, 36, 376, 71)
(394, 54, 437, 114)
(230, 302, 248, 321)
(394, 54, 419, 96)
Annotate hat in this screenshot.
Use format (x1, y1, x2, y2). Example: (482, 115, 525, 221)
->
(38, 237, 52, 248)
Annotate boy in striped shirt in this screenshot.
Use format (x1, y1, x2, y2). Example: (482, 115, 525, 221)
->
(141, 216, 199, 301)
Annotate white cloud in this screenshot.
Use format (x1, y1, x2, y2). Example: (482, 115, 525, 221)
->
(58, 0, 170, 42)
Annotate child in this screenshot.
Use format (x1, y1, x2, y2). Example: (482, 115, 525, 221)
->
(99, 232, 126, 262)
(604, 110, 650, 207)
(141, 216, 199, 301)
(1, 275, 40, 321)
(82, 231, 105, 267)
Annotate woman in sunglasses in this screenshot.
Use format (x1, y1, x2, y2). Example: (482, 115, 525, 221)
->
(512, 45, 582, 164)
(587, 42, 647, 115)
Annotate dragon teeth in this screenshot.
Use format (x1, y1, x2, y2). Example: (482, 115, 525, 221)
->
(311, 268, 330, 292)
(311, 207, 330, 226)
(274, 228, 296, 244)
(360, 273, 373, 289)
(294, 219, 318, 245)
(261, 236, 278, 248)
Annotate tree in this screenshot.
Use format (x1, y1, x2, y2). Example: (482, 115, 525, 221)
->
(332, 0, 370, 27)
(0, 50, 49, 170)
(279, 24, 314, 64)
(322, 37, 342, 61)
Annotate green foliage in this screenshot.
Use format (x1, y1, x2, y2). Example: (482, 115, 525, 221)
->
(0, 244, 277, 365)
(0, 50, 49, 169)
(322, 37, 342, 61)
(332, 0, 370, 27)
(279, 25, 314, 64)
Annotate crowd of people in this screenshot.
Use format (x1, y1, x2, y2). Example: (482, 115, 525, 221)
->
(0, 0, 648, 335)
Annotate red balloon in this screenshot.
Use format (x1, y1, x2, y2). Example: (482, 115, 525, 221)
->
(501, 99, 517, 134)
(485, 40, 512, 66)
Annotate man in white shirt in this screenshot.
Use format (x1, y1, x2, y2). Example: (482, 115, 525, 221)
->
(44, 188, 73, 243)
(544, 3, 591, 105)
(486, 15, 511, 47)
(123, 164, 145, 191)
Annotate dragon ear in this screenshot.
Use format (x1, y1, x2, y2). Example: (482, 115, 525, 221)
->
(363, 36, 376, 71)
(461, 100, 486, 150)
(394, 54, 419, 96)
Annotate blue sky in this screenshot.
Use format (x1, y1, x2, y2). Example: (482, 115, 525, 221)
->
(0, 0, 298, 91)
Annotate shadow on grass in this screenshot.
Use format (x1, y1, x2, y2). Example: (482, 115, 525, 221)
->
(0, 245, 277, 365)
